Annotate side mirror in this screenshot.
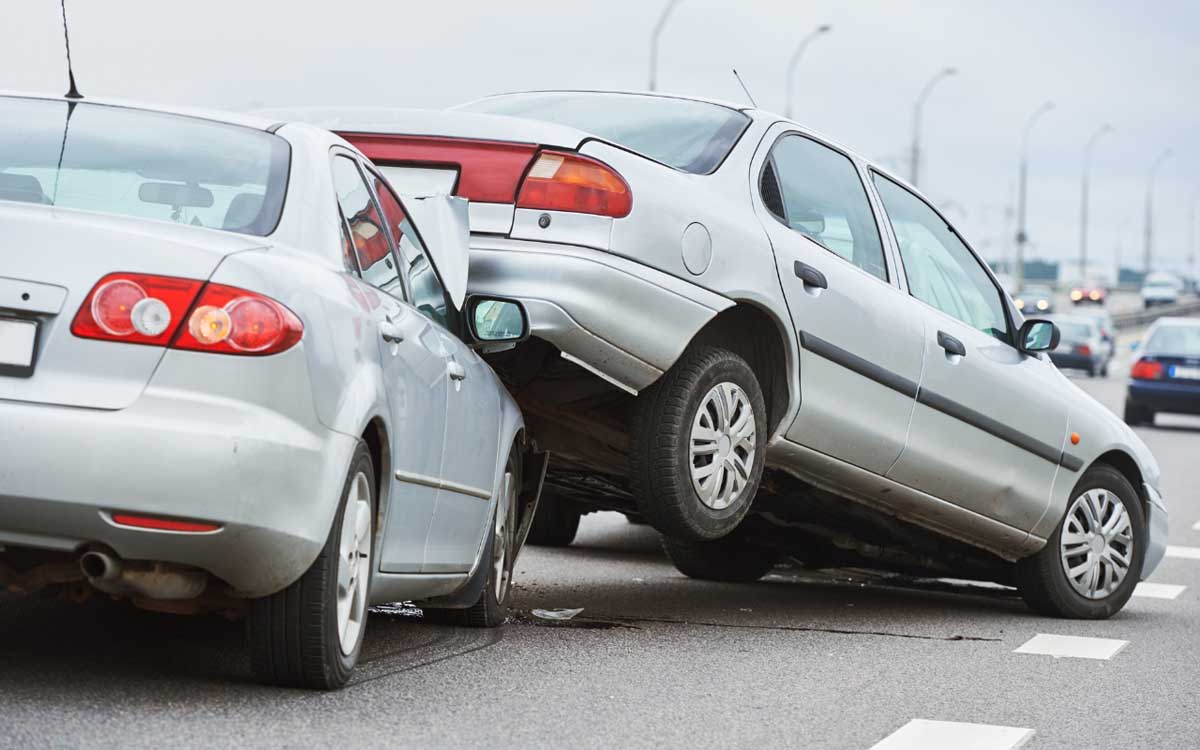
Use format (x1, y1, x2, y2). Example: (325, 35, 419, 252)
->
(466, 296, 530, 352)
(1019, 319, 1059, 353)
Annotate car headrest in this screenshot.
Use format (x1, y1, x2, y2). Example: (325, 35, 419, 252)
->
(223, 192, 265, 232)
(0, 173, 50, 205)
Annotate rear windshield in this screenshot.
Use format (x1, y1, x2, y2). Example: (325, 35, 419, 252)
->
(1053, 320, 1094, 341)
(460, 92, 749, 174)
(0, 97, 289, 236)
(1145, 326, 1200, 357)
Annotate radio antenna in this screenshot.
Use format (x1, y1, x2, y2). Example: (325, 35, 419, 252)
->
(61, 0, 82, 99)
(732, 68, 757, 108)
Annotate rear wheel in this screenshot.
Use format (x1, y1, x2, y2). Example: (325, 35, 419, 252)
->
(249, 444, 374, 689)
(1016, 465, 1144, 619)
(1123, 401, 1152, 426)
(663, 531, 777, 582)
(525, 494, 581, 547)
(632, 346, 767, 541)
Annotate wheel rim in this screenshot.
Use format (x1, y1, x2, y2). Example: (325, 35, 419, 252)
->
(1060, 488, 1135, 600)
(690, 382, 756, 511)
(492, 470, 515, 604)
(336, 471, 372, 655)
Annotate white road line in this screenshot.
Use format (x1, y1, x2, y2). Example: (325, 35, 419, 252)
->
(1133, 582, 1187, 600)
(869, 719, 1034, 750)
(1166, 546, 1200, 560)
(1014, 633, 1128, 660)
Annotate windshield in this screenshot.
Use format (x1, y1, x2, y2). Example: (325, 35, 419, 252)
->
(460, 92, 749, 174)
(0, 97, 289, 236)
(1145, 325, 1200, 357)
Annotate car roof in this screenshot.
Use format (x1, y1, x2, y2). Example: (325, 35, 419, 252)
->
(0, 90, 280, 132)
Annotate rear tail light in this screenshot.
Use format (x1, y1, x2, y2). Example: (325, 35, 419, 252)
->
(1131, 359, 1163, 380)
(517, 150, 632, 218)
(1075, 344, 1092, 356)
(73, 274, 302, 355)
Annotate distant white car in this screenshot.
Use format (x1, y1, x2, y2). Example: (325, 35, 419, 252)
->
(1142, 272, 1181, 308)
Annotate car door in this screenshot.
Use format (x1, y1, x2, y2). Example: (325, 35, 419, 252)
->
(753, 129, 927, 475)
(871, 172, 1068, 532)
(332, 154, 449, 574)
(365, 171, 502, 573)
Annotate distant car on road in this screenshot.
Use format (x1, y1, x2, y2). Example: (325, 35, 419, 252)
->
(0, 92, 543, 689)
(1141, 272, 1181, 308)
(1046, 315, 1109, 377)
(1070, 279, 1107, 305)
(1125, 318, 1200, 425)
(331, 90, 1167, 620)
(1013, 285, 1055, 314)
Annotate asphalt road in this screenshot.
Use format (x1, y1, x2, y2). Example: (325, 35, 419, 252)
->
(2, 324, 1198, 749)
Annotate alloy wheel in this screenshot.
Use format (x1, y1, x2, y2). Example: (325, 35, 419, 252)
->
(336, 471, 373, 655)
(689, 382, 757, 511)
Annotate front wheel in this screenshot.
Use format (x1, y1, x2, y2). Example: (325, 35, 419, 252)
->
(1015, 464, 1145, 619)
(663, 531, 777, 582)
(632, 346, 767, 541)
(248, 444, 375, 689)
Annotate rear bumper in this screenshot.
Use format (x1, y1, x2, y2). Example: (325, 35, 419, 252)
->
(466, 236, 732, 392)
(1142, 482, 1168, 580)
(1127, 380, 1200, 415)
(0, 347, 357, 598)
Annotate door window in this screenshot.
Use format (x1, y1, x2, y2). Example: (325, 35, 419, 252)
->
(873, 174, 1010, 343)
(764, 134, 888, 281)
(331, 156, 403, 296)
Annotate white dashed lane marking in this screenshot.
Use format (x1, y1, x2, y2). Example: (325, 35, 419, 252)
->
(869, 719, 1034, 750)
(1165, 546, 1200, 560)
(1133, 582, 1187, 599)
(1014, 633, 1128, 660)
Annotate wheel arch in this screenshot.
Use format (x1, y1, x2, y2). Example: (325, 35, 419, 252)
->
(1092, 448, 1148, 511)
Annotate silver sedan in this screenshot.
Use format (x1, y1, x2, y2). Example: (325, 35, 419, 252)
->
(0, 92, 543, 689)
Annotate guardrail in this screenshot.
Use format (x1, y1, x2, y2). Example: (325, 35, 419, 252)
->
(1112, 297, 1200, 330)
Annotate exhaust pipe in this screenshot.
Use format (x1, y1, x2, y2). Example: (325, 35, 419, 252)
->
(80, 550, 206, 601)
(79, 550, 120, 581)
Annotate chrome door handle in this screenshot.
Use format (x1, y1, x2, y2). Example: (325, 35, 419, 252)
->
(447, 361, 466, 381)
(380, 322, 404, 344)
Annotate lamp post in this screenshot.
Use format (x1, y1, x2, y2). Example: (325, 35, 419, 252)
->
(1014, 100, 1055, 290)
(784, 24, 832, 119)
(1189, 187, 1199, 281)
(1142, 148, 1173, 272)
(648, 0, 683, 92)
(1078, 124, 1113, 279)
(909, 67, 957, 187)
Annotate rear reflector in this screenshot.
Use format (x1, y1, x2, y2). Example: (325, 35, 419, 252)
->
(111, 514, 221, 533)
(517, 150, 632, 218)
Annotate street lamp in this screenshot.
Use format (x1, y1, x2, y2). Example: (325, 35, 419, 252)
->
(784, 24, 832, 119)
(1142, 148, 1173, 272)
(1078, 124, 1113, 279)
(1189, 187, 1199, 281)
(648, 0, 683, 92)
(1014, 100, 1055, 290)
(909, 67, 957, 187)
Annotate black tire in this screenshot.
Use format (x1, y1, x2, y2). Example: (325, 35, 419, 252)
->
(1101, 362, 1109, 378)
(525, 494, 581, 547)
(631, 346, 767, 541)
(248, 444, 375, 689)
(1087, 365, 1097, 378)
(1123, 401, 1152, 426)
(1016, 464, 1145, 619)
(662, 532, 777, 582)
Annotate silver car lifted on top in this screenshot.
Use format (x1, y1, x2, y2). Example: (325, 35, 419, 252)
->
(0, 92, 545, 688)
(339, 90, 1166, 620)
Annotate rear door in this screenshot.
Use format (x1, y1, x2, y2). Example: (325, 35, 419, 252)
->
(752, 128, 926, 475)
(871, 173, 1068, 533)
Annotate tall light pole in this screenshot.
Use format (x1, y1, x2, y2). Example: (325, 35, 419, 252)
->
(1189, 187, 1199, 282)
(909, 67, 957, 187)
(648, 0, 683, 92)
(1142, 148, 1173, 272)
(1014, 100, 1055, 290)
(784, 24, 832, 119)
(1078, 124, 1113, 279)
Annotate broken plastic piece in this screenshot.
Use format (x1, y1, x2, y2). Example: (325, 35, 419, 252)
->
(532, 607, 584, 621)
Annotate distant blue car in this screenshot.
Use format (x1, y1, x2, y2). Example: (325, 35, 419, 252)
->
(1125, 318, 1200, 425)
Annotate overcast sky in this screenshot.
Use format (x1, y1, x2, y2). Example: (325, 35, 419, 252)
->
(5, 0, 1198, 275)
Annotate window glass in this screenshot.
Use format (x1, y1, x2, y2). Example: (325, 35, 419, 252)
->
(371, 174, 456, 330)
(1145, 325, 1200, 357)
(767, 135, 887, 281)
(0, 97, 289, 236)
(873, 174, 1009, 342)
(331, 156, 402, 296)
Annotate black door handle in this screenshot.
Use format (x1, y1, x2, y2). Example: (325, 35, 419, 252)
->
(937, 330, 966, 357)
(794, 261, 828, 290)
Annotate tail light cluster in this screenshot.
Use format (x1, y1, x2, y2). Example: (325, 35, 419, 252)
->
(72, 273, 302, 355)
(1131, 359, 1163, 380)
(517, 150, 632, 218)
(1074, 344, 1092, 356)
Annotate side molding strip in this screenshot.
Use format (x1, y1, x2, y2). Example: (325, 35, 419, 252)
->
(797, 331, 919, 398)
(394, 470, 492, 501)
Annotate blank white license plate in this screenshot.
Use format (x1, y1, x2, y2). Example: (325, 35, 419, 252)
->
(1171, 366, 1200, 380)
(0, 318, 37, 368)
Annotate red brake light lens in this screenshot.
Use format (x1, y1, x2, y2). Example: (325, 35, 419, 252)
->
(517, 151, 632, 218)
(174, 283, 303, 355)
(1075, 344, 1092, 356)
(111, 513, 221, 533)
(72, 273, 204, 346)
(1131, 359, 1163, 380)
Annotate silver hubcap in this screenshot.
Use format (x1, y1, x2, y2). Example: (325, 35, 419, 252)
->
(690, 382, 756, 511)
(492, 471, 515, 604)
(1060, 488, 1134, 600)
(336, 472, 372, 655)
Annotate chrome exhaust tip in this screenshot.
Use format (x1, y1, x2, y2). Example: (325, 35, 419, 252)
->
(79, 550, 120, 581)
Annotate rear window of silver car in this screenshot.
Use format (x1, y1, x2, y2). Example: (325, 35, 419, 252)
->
(1145, 325, 1200, 356)
(0, 97, 289, 236)
(460, 92, 750, 174)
